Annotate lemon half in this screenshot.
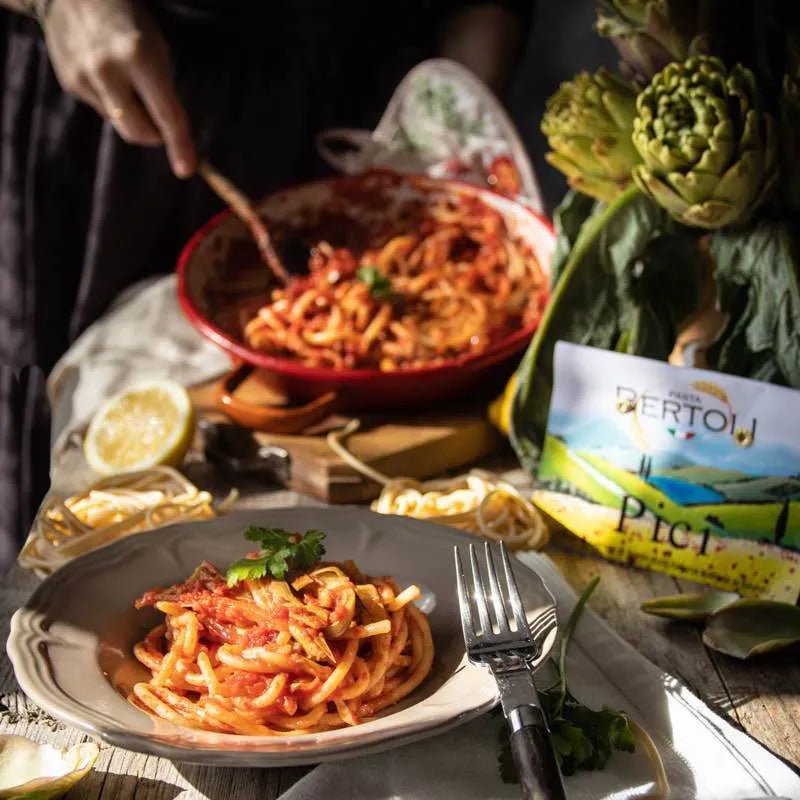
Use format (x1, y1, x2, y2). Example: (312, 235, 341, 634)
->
(83, 380, 195, 475)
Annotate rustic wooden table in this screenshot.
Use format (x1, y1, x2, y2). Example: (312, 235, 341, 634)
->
(2, 491, 799, 798)
(548, 544, 800, 772)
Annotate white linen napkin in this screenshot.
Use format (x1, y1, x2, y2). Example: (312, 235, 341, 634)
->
(279, 552, 800, 800)
(46, 274, 230, 466)
(44, 275, 800, 800)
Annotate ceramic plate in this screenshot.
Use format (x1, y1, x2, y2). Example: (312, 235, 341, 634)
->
(8, 507, 554, 767)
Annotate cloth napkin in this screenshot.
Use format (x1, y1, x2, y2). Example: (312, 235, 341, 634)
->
(280, 550, 800, 800)
(44, 275, 800, 799)
(46, 274, 230, 468)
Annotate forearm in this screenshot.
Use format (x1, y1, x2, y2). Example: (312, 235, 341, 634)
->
(441, 3, 525, 93)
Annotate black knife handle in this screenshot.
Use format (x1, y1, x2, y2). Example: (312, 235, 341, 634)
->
(508, 706, 567, 800)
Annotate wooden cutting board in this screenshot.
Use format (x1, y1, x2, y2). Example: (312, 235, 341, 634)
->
(189, 372, 504, 504)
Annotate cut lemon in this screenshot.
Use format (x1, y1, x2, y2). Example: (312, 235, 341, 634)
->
(83, 380, 195, 475)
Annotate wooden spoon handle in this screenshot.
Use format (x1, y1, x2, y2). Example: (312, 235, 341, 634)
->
(198, 161, 291, 286)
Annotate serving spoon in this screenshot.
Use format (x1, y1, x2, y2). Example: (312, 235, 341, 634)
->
(197, 160, 291, 286)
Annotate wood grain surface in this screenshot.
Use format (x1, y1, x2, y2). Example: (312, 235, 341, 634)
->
(2, 486, 799, 799)
(189, 373, 502, 503)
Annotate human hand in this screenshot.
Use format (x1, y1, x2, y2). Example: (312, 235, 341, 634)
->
(441, 4, 522, 94)
(42, 0, 196, 177)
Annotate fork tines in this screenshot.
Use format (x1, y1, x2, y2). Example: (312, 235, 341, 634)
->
(455, 541, 537, 659)
(529, 606, 557, 642)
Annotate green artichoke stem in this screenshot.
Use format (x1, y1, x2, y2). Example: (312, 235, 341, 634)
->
(516, 183, 642, 410)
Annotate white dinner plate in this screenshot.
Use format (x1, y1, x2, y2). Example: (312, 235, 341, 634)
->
(8, 507, 554, 767)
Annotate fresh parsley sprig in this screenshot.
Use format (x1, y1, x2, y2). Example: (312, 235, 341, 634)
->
(226, 527, 326, 586)
(356, 265, 393, 300)
(497, 577, 636, 780)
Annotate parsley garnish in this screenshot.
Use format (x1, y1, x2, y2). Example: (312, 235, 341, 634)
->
(226, 527, 326, 586)
(496, 577, 636, 780)
(356, 265, 393, 299)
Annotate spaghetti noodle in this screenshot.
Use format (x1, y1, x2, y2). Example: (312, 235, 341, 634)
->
(243, 193, 546, 370)
(19, 467, 237, 575)
(327, 420, 548, 551)
(131, 559, 433, 735)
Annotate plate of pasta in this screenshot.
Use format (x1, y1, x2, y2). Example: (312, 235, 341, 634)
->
(8, 507, 555, 766)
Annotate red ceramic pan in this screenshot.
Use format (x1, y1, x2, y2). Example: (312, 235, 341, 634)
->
(176, 170, 554, 433)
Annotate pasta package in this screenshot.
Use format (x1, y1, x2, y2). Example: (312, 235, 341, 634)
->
(532, 342, 800, 602)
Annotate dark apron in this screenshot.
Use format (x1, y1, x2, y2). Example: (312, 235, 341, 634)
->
(0, 2, 448, 567)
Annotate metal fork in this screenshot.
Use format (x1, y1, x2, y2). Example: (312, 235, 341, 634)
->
(455, 542, 566, 800)
(528, 606, 558, 671)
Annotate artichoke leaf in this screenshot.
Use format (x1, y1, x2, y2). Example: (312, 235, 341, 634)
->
(641, 591, 739, 622)
(0, 735, 98, 800)
(547, 140, 611, 176)
(667, 169, 722, 206)
(694, 136, 735, 175)
(548, 190, 601, 287)
(682, 201, 740, 229)
(708, 220, 800, 385)
(632, 166, 689, 216)
(703, 600, 800, 659)
(570, 174, 631, 205)
(511, 188, 704, 465)
(711, 150, 764, 209)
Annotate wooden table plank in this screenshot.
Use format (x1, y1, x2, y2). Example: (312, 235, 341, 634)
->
(548, 541, 800, 773)
(4, 502, 800, 798)
(704, 647, 800, 769)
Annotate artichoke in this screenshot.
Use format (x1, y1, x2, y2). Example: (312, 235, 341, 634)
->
(541, 69, 641, 203)
(631, 56, 778, 229)
(596, 0, 706, 84)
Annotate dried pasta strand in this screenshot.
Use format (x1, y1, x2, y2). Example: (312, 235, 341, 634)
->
(327, 421, 548, 551)
(629, 718, 670, 800)
(18, 466, 238, 574)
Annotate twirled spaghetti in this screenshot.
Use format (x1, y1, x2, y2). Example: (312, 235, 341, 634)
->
(130, 560, 433, 735)
(19, 467, 237, 575)
(327, 420, 548, 551)
(243, 193, 546, 370)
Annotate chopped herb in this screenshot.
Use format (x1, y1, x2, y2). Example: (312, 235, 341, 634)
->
(356, 266, 393, 299)
(497, 578, 635, 781)
(226, 527, 326, 586)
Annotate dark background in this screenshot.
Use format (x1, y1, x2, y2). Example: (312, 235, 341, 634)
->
(508, 0, 617, 213)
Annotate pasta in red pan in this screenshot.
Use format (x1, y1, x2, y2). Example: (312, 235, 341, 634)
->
(177, 172, 555, 419)
(242, 192, 546, 371)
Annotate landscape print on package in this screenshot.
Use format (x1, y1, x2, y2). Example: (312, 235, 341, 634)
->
(534, 343, 800, 601)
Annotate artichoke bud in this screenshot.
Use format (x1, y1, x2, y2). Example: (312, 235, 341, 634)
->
(596, 0, 708, 84)
(631, 56, 778, 229)
(541, 69, 641, 203)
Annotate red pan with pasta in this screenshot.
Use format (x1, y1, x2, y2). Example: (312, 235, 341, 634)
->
(176, 170, 554, 433)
